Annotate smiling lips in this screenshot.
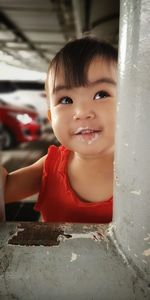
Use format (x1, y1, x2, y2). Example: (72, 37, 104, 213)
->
(73, 127, 102, 143)
(74, 127, 102, 135)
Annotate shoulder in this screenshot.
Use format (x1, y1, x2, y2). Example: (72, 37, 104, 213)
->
(32, 154, 47, 170)
(23, 154, 47, 182)
(46, 145, 69, 162)
(33, 146, 61, 170)
(47, 145, 67, 155)
(45, 145, 70, 173)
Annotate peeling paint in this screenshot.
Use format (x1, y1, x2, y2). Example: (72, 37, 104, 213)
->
(13, 228, 25, 235)
(8, 223, 72, 247)
(133, 64, 139, 70)
(142, 260, 147, 264)
(59, 231, 103, 241)
(143, 248, 150, 257)
(7, 223, 109, 247)
(69, 231, 108, 243)
(130, 190, 141, 195)
(144, 234, 150, 241)
(0, 254, 9, 275)
(70, 253, 78, 262)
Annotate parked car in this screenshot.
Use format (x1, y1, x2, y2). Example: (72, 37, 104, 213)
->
(0, 80, 48, 122)
(0, 99, 42, 149)
(0, 122, 4, 149)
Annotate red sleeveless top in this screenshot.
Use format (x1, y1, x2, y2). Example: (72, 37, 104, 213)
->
(34, 145, 113, 223)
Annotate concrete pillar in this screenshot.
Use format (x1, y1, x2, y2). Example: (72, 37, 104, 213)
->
(113, 0, 150, 277)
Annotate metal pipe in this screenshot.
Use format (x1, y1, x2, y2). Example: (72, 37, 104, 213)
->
(113, 0, 150, 277)
(72, 0, 83, 38)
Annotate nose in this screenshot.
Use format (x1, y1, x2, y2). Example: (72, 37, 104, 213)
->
(73, 107, 96, 121)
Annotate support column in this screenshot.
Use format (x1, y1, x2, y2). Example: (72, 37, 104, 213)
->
(113, 0, 150, 276)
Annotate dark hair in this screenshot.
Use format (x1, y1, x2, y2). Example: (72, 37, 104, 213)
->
(48, 36, 118, 91)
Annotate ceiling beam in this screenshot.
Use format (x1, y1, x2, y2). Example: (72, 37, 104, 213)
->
(0, 10, 48, 62)
(0, 7, 57, 12)
(84, 0, 91, 32)
(91, 13, 119, 29)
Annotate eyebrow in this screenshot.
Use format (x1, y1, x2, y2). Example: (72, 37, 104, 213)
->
(89, 77, 116, 86)
(53, 77, 116, 94)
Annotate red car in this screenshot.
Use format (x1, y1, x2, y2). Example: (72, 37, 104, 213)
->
(0, 99, 42, 149)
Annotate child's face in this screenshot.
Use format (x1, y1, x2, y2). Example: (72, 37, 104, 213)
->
(47, 56, 117, 157)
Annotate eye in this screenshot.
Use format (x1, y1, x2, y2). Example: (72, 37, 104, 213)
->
(94, 91, 110, 100)
(59, 97, 73, 104)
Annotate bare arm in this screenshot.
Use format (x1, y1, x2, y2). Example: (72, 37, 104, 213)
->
(4, 155, 46, 204)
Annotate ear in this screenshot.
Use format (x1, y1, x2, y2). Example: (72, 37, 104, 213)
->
(47, 109, 51, 121)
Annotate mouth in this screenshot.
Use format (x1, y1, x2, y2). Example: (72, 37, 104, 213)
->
(73, 127, 102, 144)
(74, 127, 102, 135)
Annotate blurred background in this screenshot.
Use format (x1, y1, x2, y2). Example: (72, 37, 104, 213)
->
(0, 0, 119, 221)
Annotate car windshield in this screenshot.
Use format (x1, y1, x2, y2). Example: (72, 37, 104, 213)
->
(0, 81, 44, 93)
(0, 99, 8, 106)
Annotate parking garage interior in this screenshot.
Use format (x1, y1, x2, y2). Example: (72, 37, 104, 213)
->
(0, 0, 119, 221)
(0, 1, 150, 299)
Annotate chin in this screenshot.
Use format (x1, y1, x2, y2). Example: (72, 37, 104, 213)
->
(72, 142, 114, 156)
(72, 144, 103, 156)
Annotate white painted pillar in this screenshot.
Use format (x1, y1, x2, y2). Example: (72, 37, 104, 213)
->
(113, 0, 150, 276)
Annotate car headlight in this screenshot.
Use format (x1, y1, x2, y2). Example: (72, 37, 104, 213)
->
(9, 112, 33, 125)
(16, 113, 33, 124)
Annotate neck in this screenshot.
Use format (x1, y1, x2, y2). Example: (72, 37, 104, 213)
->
(73, 148, 114, 164)
(69, 150, 114, 176)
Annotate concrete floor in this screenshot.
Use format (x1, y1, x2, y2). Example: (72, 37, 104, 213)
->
(0, 222, 150, 300)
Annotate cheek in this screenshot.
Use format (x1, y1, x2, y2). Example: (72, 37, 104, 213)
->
(50, 107, 60, 123)
(50, 109, 66, 134)
(51, 112, 58, 125)
(104, 103, 116, 134)
(103, 101, 116, 120)
(109, 109, 116, 131)
(51, 107, 71, 125)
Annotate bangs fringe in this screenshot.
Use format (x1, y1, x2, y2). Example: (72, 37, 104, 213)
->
(49, 37, 118, 91)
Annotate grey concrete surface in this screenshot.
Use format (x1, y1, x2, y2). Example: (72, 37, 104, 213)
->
(0, 222, 149, 300)
(114, 0, 150, 277)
